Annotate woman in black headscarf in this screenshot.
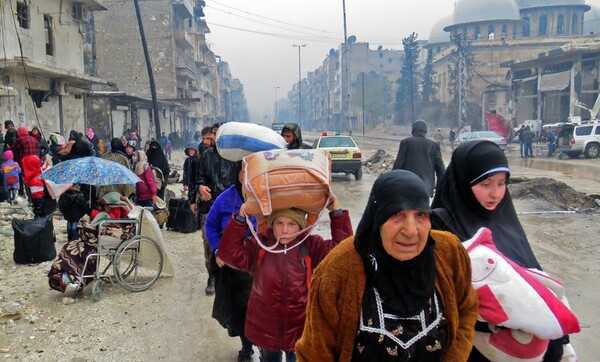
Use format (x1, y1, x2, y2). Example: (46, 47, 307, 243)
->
(297, 170, 478, 361)
(146, 140, 170, 198)
(431, 140, 565, 361)
(431, 140, 541, 269)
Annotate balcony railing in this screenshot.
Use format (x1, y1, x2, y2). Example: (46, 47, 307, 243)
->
(174, 29, 194, 49)
(176, 56, 196, 80)
(173, 0, 193, 18)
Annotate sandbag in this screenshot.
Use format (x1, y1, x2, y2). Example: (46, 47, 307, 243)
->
(216, 121, 287, 162)
(12, 216, 56, 264)
(242, 149, 331, 231)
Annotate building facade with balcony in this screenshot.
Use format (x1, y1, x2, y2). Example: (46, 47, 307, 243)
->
(0, 0, 107, 135)
(92, 0, 242, 140)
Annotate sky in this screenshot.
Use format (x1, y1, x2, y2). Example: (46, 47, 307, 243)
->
(204, 0, 600, 123)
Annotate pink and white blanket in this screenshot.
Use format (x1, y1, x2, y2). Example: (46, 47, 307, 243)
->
(464, 228, 580, 361)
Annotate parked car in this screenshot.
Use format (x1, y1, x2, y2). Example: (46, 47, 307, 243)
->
(555, 122, 600, 158)
(312, 132, 363, 180)
(460, 131, 508, 150)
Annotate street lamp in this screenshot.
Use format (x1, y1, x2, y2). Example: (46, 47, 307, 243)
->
(341, 0, 350, 132)
(292, 44, 307, 124)
(275, 86, 280, 122)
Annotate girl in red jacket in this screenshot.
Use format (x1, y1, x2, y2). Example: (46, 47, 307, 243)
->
(132, 150, 157, 207)
(218, 197, 352, 362)
(22, 155, 47, 216)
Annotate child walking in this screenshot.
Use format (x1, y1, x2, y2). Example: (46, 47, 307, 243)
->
(1, 150, 21, 204)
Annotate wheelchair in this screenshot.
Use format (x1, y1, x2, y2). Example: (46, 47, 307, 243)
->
(79, 206, 166, 301)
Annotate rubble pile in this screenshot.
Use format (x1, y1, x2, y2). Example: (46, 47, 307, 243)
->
(363, 150, 395, 175)
(510, 177, 599, 212)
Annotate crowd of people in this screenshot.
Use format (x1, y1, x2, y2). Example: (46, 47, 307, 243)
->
(181, 120, 575, 362)
(0, 121, 175, 240)
(8, 118, 576, 361)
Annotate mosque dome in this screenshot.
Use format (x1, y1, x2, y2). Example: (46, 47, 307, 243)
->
(584, 4, 600, 35)
(517, 0, 590, 10)
(446, 0, 522, 29)
(428, 15, 453, 44)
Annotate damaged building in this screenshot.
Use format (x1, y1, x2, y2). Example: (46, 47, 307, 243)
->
(90, 0, 249, 142)
(0, 0, 107, 135)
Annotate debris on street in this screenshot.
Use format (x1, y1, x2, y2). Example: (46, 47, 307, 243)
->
(510, 177, 599, 212)
(363, 149, 395, 175)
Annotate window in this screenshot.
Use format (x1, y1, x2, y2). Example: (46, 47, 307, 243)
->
(575, 126, 593, 136)
(523, 17, 530, 37)
(572, 14, 579, 35)
(595, 126, 600, 135)
(488, 91, 497, 104)
(488, 25, 495, 40)
(501, 24, 507, 40)
(44, 15, 54, 56)
(557, 15, 565, 35)
(539, 15, 548, 36)
(318, 137, 356, 148)
(513, 25, 517, 39)
(17, 2, 29, 29)
(474, 26, 481, 40)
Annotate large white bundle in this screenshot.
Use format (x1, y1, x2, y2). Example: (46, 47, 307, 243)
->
(216, 122, 287, 162)
(464, 227, 580, 361)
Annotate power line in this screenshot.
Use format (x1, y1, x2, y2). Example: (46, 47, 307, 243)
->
(206, 5, 343, 41)
(6, 0, 44, 136)
(206, 21, 342, 44)
(207, 0, 405, 44)
(209, 0, 343, 36)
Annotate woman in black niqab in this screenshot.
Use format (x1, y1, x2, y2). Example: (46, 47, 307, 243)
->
(146, 140, 170, 179)
(431, 140, 541, 270)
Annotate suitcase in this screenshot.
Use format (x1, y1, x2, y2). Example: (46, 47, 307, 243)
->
(166, 198, 199, 233)
(12, 216, 56, 264)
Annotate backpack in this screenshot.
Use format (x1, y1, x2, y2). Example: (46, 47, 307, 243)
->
(152, 166, 165, 190)
(2, 163, 20, 184)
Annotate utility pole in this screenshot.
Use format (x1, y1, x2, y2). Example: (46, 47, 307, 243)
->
(342, 0, 350, 132)
(456, 33, 468, 129)
(292, 44, 306, 125)
(230, 90, 234, 121)
(362, 72, 365, 136)
(134, 0, 161, 136)
(275, 86, 280, 122)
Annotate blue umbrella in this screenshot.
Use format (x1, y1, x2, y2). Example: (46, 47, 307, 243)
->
(40, 157, 141, 186)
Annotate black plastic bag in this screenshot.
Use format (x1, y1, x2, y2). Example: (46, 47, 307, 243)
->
(12, 216, 56, 264)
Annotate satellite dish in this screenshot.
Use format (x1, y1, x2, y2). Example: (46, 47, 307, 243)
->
(348, 35, 357, 43)
(377, 45, 383, 50)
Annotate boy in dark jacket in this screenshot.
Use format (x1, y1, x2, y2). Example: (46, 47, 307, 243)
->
(59, 185, 90, 241)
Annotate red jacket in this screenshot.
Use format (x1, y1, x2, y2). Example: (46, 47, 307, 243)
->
(219, 210, 353, 352)
(135, 167, 157, 201)
(22, 155, 44, 199)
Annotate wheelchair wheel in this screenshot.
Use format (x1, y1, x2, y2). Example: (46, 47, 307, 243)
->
(113, 236, 163, 292)
(91, 280, 102, 301)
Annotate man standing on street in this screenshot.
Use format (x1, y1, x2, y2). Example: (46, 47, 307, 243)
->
(4, 120, 17, 152)
(189, 132, 237, 296)
(281, 123, 311, 149)
(392, 119, 445, 197)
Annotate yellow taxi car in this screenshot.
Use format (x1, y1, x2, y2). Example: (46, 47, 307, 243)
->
(312, 132, 363, 180)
